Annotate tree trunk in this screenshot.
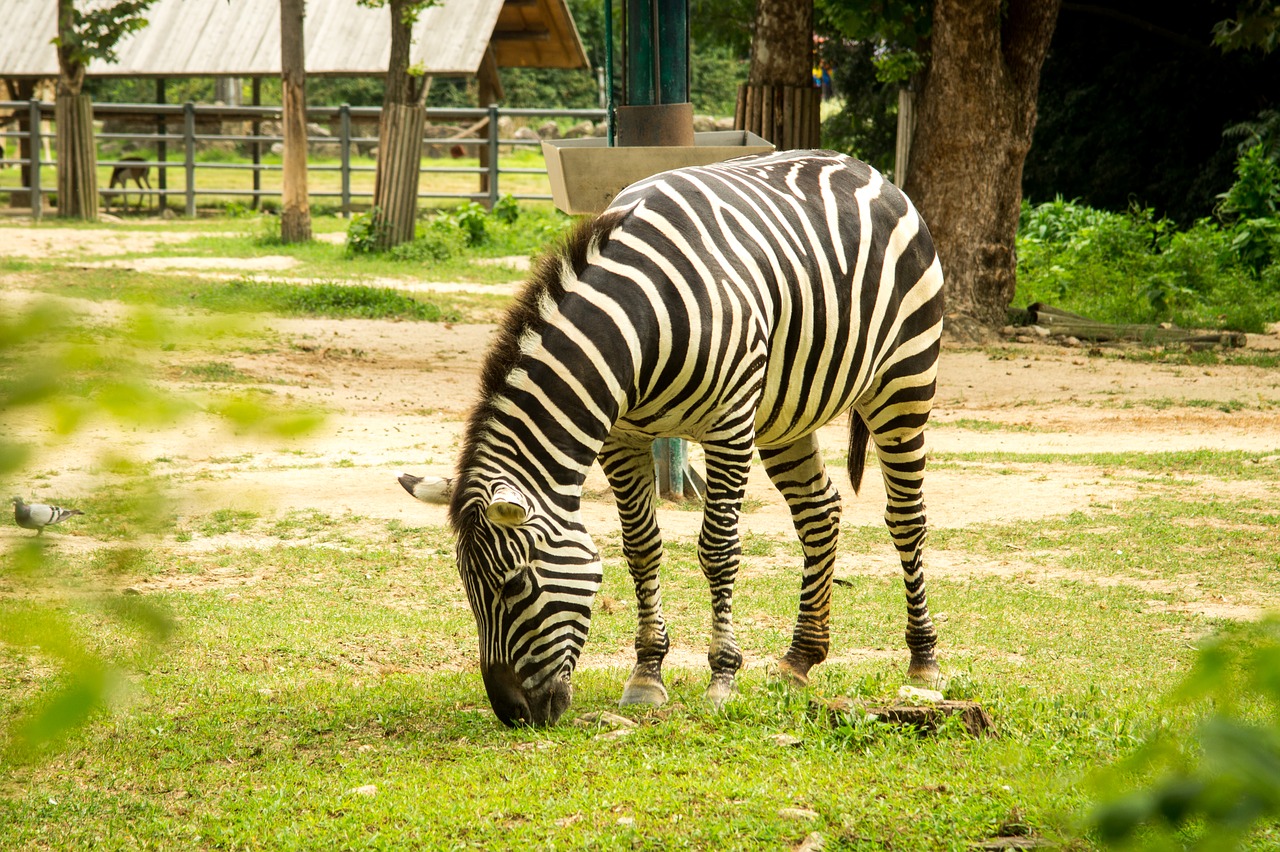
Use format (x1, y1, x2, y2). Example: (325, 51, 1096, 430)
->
(372, 104, 425, 249)
(372, 0, 425, 249)
(734, 0, 820, 150)
(903, 0, 1060, 335)
(279, 0, 311, 243)
(54, 92, 97, 220)
(54, 0, 96, 220)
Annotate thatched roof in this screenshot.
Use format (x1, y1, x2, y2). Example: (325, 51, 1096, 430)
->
(0, 0, 588, 79)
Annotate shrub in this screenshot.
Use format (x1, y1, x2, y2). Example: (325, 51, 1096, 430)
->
(1015, 198, 1280, 332)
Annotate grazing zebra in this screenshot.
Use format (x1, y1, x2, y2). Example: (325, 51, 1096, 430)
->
(406, 150, 944, 726)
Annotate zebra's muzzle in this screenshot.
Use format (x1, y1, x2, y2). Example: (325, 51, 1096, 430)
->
(482, 663, 572, 727)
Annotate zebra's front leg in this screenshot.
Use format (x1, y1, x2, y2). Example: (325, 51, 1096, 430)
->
(600, 440, 670, 706)
(759, 436, 840, 687)
(874, 427, 941, 683)
(699, 441, 754, 707)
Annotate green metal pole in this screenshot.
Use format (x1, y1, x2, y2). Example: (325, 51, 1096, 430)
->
(621, 0, 695, 499)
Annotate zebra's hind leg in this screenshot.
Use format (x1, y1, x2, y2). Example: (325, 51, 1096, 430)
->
(758, 435, 840, 687)
(698, 438, 754, 707)
(868, 418, 941, 683)
(599, 439, 670, 706)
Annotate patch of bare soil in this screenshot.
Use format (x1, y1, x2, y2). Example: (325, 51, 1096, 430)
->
(4, 224, 1279, 631)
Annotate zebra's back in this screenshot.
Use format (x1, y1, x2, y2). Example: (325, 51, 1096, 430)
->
(579, 149, 943, 449)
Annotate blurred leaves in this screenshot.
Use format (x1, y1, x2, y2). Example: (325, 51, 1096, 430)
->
(1088, 617, 1280, 849)
(2, 298, 323, 761)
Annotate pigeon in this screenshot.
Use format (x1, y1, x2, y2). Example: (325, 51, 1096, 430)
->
(397, 473, 453, 504)
(12, 496, 84, 535)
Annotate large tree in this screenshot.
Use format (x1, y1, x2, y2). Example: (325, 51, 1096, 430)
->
(52, 0, 154, 220)
(905, 0, 1060, 334)
(365, 0, 435, 250)
(818, 0, 1059, 335)
(279, 0, 311, 243)
(736, 0, 820, 149)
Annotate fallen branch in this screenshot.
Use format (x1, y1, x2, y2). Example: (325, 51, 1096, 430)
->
(1012, 303, 1247, 347)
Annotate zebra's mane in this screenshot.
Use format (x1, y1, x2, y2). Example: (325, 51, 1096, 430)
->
(448, 210, 625, 530)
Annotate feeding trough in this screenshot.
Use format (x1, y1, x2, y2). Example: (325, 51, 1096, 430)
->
(542, 129, 774, 215)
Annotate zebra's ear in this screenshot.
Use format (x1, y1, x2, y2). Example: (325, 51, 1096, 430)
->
(486, 483, 531, 527)
(398, 473, 452, 504)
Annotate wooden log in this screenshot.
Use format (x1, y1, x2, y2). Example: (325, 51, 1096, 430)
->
(1026, 303, 1247, 347)
(813, 695, 995, 738)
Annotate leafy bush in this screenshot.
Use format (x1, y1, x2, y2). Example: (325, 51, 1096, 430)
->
(1088, 618, 1280, 849)
(345, 208, 386, 256)
(1015, 197, 1280, 332)
(1217, 144, 1280, 274)
(387, 219, 467, 263)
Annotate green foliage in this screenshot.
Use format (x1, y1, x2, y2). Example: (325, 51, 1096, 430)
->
(345, 208, 386, 255)
(1, 302, 321, 761)
(1217, 144, 1280, 274)
(386, 218, 466, 262)
(816, 0, 931, 85)
(814, 16, 913, 174)
(1015, 196, 1280, 332)
(1212, 0, 1280, 55)
(54, 0, 156, 68)
(1089, 618, 1280, 849)
(445, 201, 491, 246)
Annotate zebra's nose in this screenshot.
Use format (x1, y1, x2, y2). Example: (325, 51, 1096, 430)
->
(482, 662, 531, 727)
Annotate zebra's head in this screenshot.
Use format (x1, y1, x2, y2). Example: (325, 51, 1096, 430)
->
(453, 480, 601, 726)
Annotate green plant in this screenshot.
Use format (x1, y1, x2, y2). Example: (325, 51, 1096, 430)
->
(1217, 145, 1280, 275)
(492, 194, 521, 225)
(446, 201, 491, 247)
(387, 218, 467, 262)
(345, 208, 386, 255)
(1089, 618, 1280, 849)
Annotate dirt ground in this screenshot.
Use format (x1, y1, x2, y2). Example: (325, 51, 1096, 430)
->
(4, 224, 1280, 633)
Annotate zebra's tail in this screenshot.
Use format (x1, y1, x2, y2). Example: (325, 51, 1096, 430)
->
(847, 412, 870, 496)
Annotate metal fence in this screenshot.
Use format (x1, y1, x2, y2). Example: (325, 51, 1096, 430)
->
(0, 101, 607, 219)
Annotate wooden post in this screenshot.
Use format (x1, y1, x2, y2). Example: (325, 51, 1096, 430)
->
(279, 0, 311, 242)
(155, 78, 168, 213)
(734, 83, 820, 150)
(477, 45, 504, 207)
(372, 103, 425, 248)
(894, 87, 915, 187)
(54, 92, 97, 219)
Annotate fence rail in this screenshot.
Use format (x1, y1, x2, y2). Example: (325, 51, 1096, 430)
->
(0, 101, 607, 220)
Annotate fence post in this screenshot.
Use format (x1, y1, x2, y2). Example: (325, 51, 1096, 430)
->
(340, 103, 351, 218)
(487, 102, 500, 209)
(183, 102, 196, 217)
(28, 99, 42, 221)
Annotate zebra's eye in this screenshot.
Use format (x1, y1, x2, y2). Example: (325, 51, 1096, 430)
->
(501, 570, 530, 599)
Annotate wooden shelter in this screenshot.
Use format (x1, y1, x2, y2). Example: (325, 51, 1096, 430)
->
(0, 0, 587, 84)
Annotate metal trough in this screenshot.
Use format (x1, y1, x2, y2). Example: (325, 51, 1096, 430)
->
(542, 130, 774, 215)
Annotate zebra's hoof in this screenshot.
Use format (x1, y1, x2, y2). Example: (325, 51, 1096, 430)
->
(775, 655, 816, 687)
(619, 679, 668, 707)
(704, 676, 736, 709)
(906, 657, 942, 686)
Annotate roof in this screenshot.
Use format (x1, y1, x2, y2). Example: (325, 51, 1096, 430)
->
(0, 0, 588, 79)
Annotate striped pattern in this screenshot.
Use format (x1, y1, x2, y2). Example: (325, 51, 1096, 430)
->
(449, 150, 944, 726)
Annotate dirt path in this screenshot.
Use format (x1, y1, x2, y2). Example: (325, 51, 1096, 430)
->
(4, 222, 1280, 584)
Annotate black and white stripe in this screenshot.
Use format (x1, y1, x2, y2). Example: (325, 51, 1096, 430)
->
(444, 150, 944, 726)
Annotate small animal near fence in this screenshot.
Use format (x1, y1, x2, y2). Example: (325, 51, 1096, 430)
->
(0, 101, 608, 219)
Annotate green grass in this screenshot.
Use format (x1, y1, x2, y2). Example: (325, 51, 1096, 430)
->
(4, 475, 1280, 848)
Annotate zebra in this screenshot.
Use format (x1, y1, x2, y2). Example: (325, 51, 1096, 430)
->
(404, 149, 945, 726)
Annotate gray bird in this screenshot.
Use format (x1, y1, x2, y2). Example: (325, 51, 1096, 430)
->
(12, 496, 84, 535)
